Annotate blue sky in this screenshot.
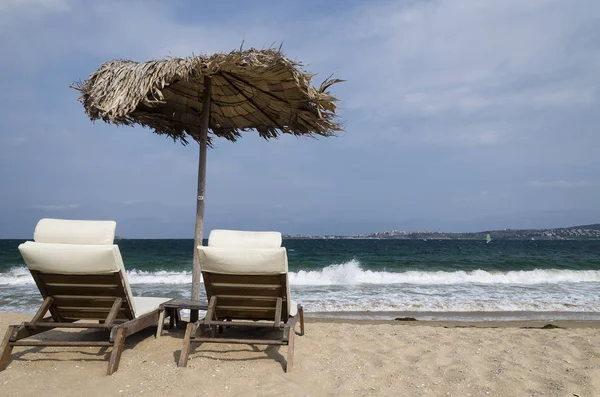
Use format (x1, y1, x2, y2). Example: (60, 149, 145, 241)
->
(1, 0, 599, 238)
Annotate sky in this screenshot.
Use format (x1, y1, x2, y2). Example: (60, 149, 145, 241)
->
(0, 0, 599, 238)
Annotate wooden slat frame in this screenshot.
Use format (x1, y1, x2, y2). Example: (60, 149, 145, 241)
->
(0, 269, 168, 375)
(203, 272, 289, 321)
(28, 297, 53, 328)
(178, 271, 304, 373)
(31, 270, 135, 321)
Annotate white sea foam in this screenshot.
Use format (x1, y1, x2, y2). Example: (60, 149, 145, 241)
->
(0, 267, 195, 286)
(2, 265, 600, 315)
(0, 267, 34, 285)
(126, 269, 194, 284)
(2, 261, 600, 286)
(289, 260, 600, 285)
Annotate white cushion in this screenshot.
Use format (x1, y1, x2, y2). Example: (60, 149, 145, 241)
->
(208, 230, 282, 249)
(198, 247, 288, 274)
(19, 242, 122, 274)
(289, 299, 298, 317)
(19, 241, 138, 317)
(133, 297, 172, 316)
(34, 218, 116, 245)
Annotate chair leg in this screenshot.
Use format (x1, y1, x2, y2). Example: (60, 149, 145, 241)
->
(155, 309, 166, 338)
(0, 326, 17, 371)
(286, 328, 295, 373)
(175, 308, 181, 328)
(178, 322, 196, 367)
(298, 305, 305, 336)
(107, 327, 126, 375)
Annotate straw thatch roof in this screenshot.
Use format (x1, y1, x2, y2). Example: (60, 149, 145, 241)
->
(74, 48, 342, 144)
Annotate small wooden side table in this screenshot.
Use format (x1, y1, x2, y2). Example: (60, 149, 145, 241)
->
(156, 298, 208, 337)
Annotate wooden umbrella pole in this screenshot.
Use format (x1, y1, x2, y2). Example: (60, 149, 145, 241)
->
(191, 75, 212, 309)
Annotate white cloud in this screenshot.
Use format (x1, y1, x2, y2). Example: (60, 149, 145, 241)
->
(530, 88, 597, 107)
(308, 0, 600, 148)
(401, 88, 491, 116)
(0, 1, 280, 63)
(0, 0, 70, 25)
(529, 181, 600, 189)
(31, 203, 81, 211)
(123, 200, 144, 206)
(1, 136, 29, 147)
(0, 0, 70, 11)
(459, 129, 507, 146)
(454, 191, 510, 204)
(373, 124, 510, 148)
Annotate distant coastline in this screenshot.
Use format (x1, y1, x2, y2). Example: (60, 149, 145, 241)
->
(284, 223, 600, 240)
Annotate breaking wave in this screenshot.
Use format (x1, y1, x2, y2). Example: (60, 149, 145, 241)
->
(2, 261, 600, 286)
(289, 260, 600, 285)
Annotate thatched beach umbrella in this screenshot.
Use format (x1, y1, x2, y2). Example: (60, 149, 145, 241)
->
(74, 48, 342, 302)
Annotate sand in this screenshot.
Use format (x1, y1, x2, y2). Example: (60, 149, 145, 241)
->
(1, 312, 600, 396)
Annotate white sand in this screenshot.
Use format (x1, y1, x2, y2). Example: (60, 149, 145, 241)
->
(1, 312, 600, 396)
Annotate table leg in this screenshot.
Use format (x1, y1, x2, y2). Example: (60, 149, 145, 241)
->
(190, 309, 199, 323)
(168, 308, 175, 329)
(155, 308, 166, 338)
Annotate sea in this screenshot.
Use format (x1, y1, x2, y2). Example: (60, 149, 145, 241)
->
(1, 238, 600, 321)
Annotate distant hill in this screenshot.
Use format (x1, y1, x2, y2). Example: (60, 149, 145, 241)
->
(565, 224, 600, 231)
(284, 224, 600, 240)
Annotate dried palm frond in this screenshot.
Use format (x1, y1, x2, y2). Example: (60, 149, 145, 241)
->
(74, 48, 343, 145)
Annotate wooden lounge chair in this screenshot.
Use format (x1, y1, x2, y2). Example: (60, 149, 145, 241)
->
(0, 218, 171, 375)
(178, 230, 304, 372)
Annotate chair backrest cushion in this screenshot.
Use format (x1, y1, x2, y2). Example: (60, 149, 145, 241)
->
(18, 219, 138, 317)
(34, 218, 116, 245)
(198, 247, 288, 274)
(207, 229, 282, 249)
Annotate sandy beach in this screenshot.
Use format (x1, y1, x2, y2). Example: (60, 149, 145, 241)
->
(1, 313, 600, 396)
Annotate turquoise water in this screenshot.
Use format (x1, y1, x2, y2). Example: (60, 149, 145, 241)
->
(2, 239, 600, 319)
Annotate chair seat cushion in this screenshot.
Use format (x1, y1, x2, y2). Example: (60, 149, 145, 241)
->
(133, 297, 172, 317)
(19, 242, 121, 274)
